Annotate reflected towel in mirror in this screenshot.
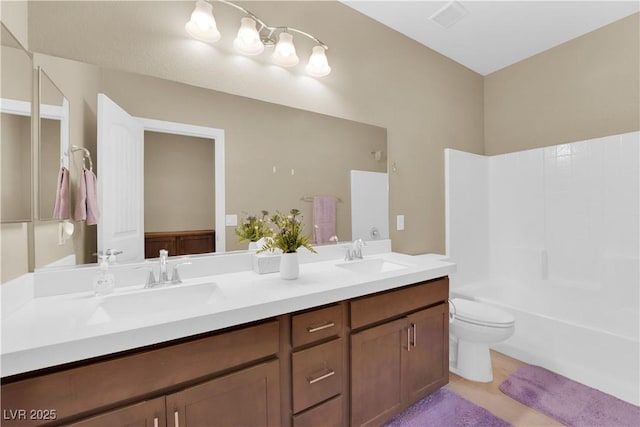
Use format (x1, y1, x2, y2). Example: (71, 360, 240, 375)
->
(52, 167, 70, 220)
(313, 196, 336, 244)
(74, 168, 100, 225)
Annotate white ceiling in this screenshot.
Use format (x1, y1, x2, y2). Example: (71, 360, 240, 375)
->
(343, 1, 640, 75)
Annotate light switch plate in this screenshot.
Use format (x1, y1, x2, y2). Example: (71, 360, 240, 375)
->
(396, 215, 405, 231)
(225, 214, 238, 226)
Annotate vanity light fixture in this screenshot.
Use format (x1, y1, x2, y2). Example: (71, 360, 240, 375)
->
(185, 0, 331, 77)
(185, 0, 221, 42)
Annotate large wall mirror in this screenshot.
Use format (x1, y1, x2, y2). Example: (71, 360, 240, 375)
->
(26, 62, 387, 269)
(38, 67, 70, 221)
(1, 23, 32, 223)
(2, 2, 389, 273)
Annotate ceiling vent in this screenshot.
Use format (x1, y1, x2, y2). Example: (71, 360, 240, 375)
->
(428, 1, 469, 29)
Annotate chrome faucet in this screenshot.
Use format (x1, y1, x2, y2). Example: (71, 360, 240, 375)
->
(344, 238, 366, 261)
(159, 249, 170, 284)
(144, 250, 192, 288)
(352, 238, 366, 259)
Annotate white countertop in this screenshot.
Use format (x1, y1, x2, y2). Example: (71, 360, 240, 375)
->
(1, 250, 455, 377)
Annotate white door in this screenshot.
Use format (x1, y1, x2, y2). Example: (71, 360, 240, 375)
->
(97, 93, 144, 262)
(350, 170, 389, 241)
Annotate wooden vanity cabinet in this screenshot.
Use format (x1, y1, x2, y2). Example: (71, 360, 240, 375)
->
(65, 398, 166, 427)
(2, 276, 449, 427)
(144, 230, 215, 258)
(350, 278, 449, 427)
(290, 303, 348, 427)
(1, 321, 280, 427)
(167, 360, 280, 427)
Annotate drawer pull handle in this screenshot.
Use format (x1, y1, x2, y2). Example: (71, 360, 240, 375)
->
(307, 322, 335, 333)
(412, 322, 417, 348)
(308, 369, 335, 384)
(174, 410, 179, 427)
(407, 327, 411, 352)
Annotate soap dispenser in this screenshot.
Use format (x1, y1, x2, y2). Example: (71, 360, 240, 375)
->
(94, 255, 115, 296)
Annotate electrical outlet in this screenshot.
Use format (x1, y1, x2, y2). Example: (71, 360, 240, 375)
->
(396, 215, 405, 231)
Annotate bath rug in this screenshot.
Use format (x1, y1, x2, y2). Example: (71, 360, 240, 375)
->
(499, 365, 640, 427)
(383, 388, 512, 427)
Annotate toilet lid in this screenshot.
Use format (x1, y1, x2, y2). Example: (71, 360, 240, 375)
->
(451, 298, 515, 328)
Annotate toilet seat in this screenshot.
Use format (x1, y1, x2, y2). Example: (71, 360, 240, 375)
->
(452, 298, 515, 328)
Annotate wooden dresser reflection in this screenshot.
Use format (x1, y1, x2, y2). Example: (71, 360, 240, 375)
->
(144, 230, 215, 258)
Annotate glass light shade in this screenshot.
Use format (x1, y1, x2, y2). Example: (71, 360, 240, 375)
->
(185, 0, 220, 42)
(233, 17, 264, 56)
(306, 46, 331, 77)
(272, 32, 299, 67)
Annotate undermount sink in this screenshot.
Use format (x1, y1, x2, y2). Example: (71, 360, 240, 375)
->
(336, 258, 408, 275)
(87, 282, 220, 324)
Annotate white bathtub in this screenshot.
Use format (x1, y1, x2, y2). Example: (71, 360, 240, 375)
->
(452, 279, 640, 406)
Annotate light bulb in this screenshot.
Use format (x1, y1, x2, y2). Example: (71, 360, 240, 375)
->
(233, 17, 264, 56)
(185, 0, 220, 43)
(306, 46, 331, 77)
(273, 32, 299, 67)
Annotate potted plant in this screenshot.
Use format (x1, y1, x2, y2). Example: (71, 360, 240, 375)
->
(235, 210, 270, 251)
(260, 209, 316, 279)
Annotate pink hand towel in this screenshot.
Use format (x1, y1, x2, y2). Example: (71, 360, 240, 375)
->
(313, 196, 336, 244)
(52, 167, 70, 220)
(74, 168, 87, 222)
(74, 168, 100, 225)
(85, 169, 100, 225)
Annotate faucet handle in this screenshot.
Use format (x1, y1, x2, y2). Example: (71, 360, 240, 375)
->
(171, 261, 193, 284)
(344, 246, 354, 261)
(136, 266, 157, 288)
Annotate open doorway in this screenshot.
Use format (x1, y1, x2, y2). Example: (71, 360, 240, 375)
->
(143, 131, 215, 258)
(97, 93, 225, 262)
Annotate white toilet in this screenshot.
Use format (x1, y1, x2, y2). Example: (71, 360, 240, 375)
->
(449, 298, 515, 382)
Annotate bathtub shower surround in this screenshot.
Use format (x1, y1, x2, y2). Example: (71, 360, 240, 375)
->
(445, 131, 640, 405)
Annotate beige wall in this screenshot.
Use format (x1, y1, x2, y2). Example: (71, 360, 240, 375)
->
(1, 113, 31, 221)
(27, 1, 485, 255)
(0, 1, 29, 50)
(39, 118, 61, 217)
(144, 132, 215, 233)
(101, 68, 387, 252)
(485, 13, 640, 155)
(18, 2, 638, 262)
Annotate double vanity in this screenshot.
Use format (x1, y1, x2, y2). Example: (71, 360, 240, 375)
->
(1, 241, 455, 426)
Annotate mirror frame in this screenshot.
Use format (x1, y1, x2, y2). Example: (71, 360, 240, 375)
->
(0, 22, 34, 224)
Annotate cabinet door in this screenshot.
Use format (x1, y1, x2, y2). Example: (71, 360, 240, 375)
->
(66, 397, 166, 427)
(177, 232, 215, 255)
(166, 360, 280, 427)
(350, 318, 407, 427)
(405, 304, 449, 402)
(144, 235, 176, 258)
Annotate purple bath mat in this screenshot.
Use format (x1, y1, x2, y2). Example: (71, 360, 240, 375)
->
(499, 365, 640, 427)
(382, 388, 512, 427)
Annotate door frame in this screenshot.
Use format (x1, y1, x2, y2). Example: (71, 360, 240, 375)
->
(137, 117, 226, 253)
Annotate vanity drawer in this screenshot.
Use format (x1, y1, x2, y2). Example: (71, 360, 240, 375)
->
(293, 395, 343, 427)
(292, 304, 343, 348)
(292, 338, 343, 414)
(350, 277, 448, 329)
